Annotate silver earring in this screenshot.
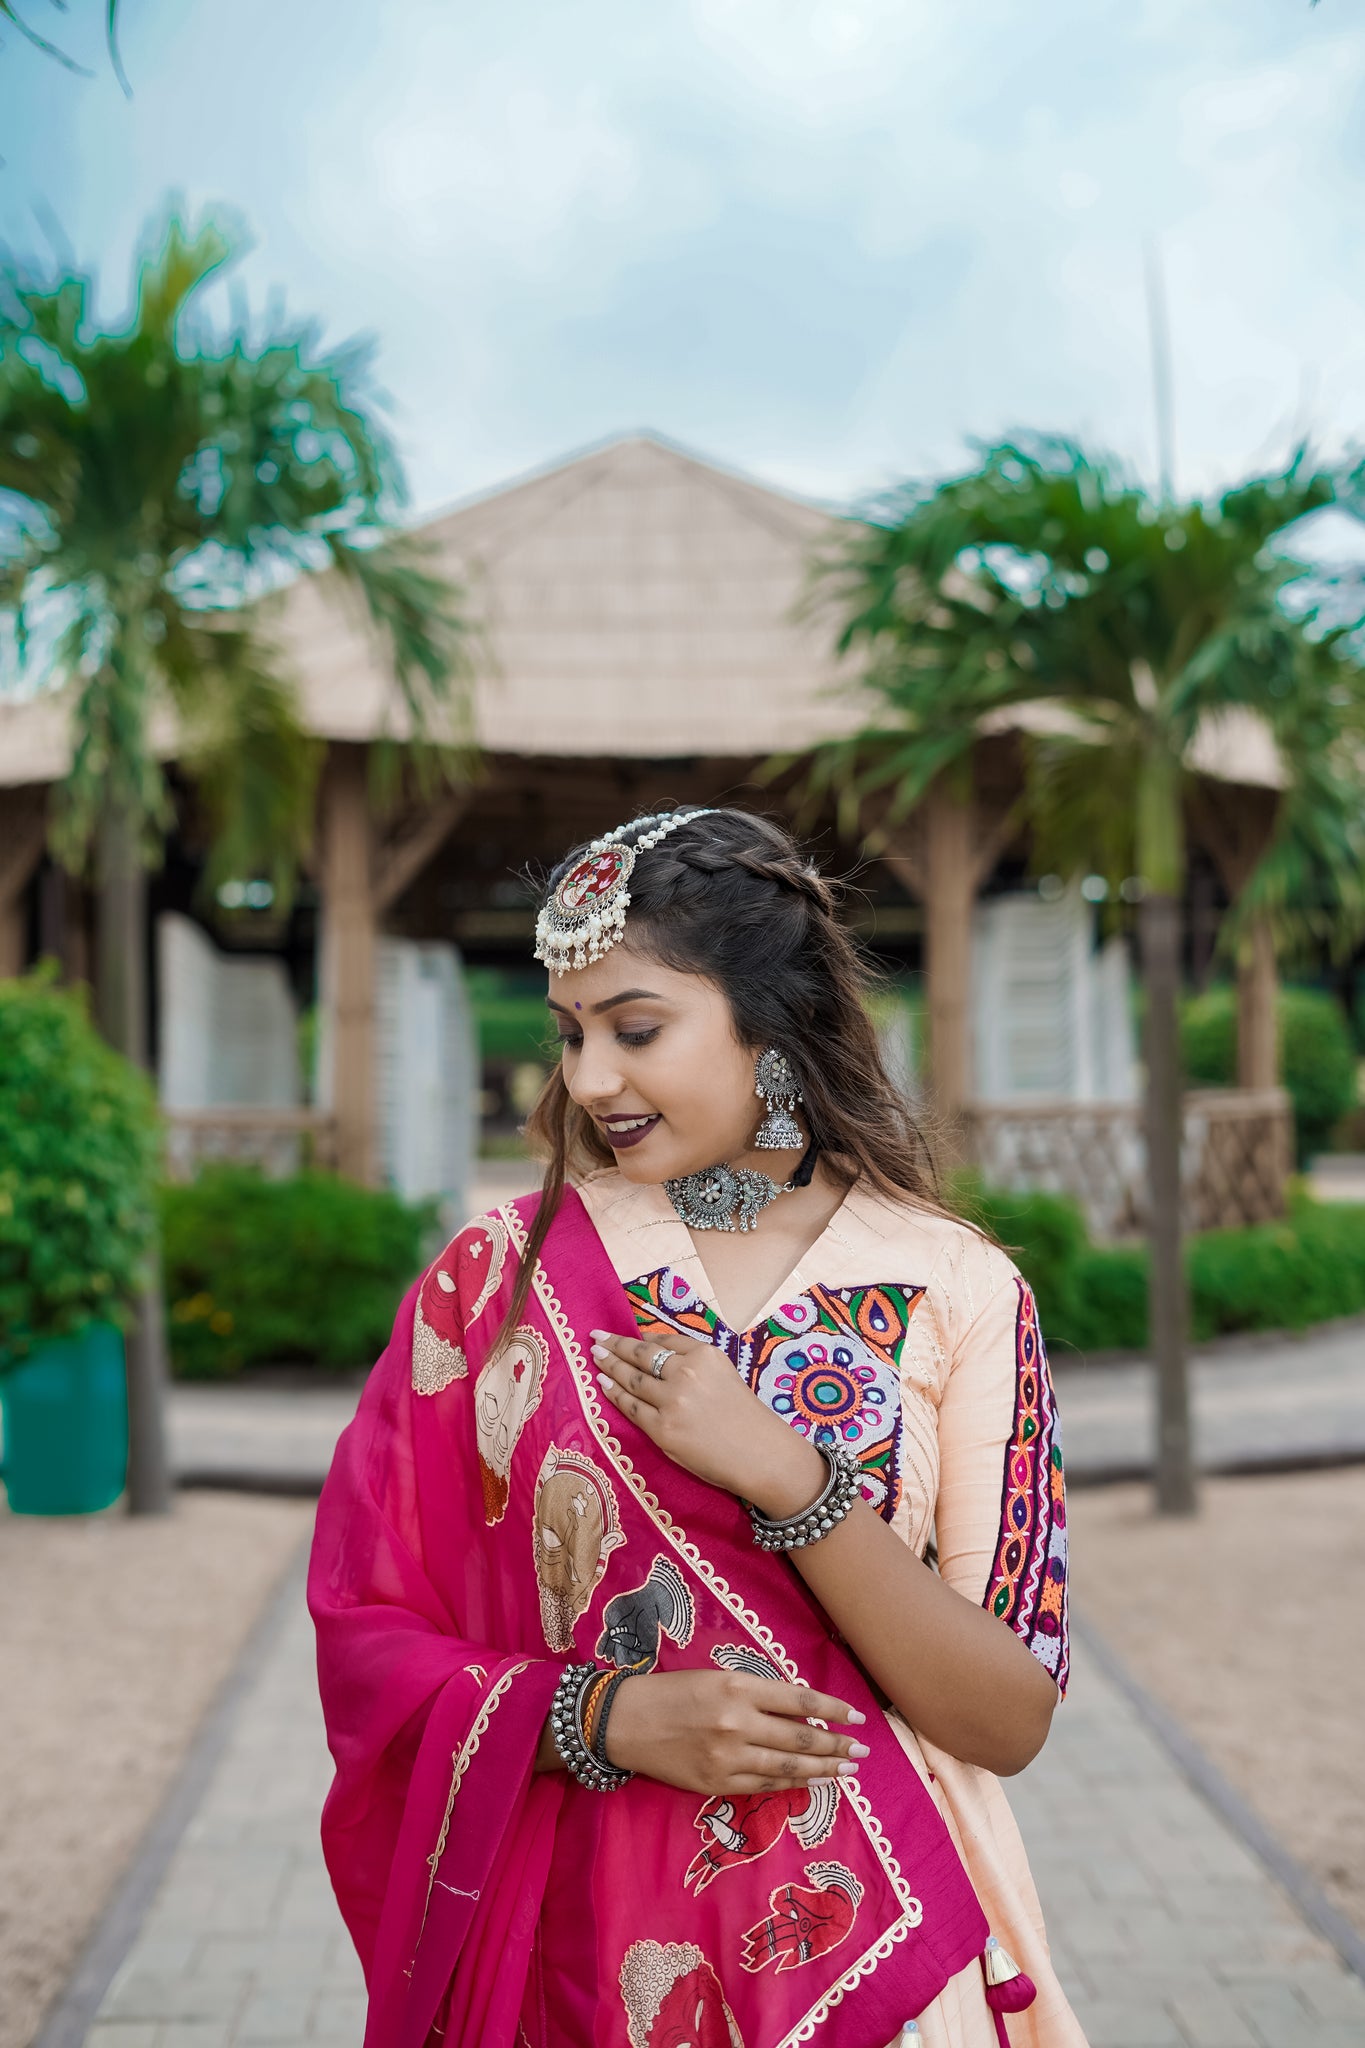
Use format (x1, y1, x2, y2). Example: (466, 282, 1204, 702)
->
(754, 1047, 804, 1151)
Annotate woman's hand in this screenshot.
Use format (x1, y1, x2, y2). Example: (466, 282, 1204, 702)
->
(601, 1668, 869, 1795)
(590, 1328, 827, 1515)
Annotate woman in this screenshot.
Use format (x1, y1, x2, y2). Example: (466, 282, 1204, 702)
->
(310, 807, 1085, 2048)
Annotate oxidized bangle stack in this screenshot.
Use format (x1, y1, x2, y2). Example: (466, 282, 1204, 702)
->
(550, 1662, 635, 1792)
(747, 1442, 862, 1552)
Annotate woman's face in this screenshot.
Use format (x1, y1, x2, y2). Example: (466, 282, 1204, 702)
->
(547, 938, 762, 1183)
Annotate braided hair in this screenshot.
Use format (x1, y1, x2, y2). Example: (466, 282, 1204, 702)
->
(495, 808, 949, 1343)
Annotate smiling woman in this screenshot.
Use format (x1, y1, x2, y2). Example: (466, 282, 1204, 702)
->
(309, 807, 1086, 2048)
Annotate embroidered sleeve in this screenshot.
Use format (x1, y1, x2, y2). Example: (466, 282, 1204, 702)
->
(932, 1260, 1069, 1694)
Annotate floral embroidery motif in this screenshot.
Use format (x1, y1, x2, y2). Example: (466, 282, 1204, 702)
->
(984, 1280, 1069, 1691)
(532, 1444, 626, 1652)
(619, 1939, 745, 2048)
(475, 1325, 548, 1525)
(626, 1270, 923, 1520)
(740, 1862, 864, 1974)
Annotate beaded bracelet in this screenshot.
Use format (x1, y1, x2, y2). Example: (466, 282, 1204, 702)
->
(747, 1441, 861, 1552)
(550, 1662, 634, 1792)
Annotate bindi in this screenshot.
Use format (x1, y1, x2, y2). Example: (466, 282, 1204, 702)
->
(574, 1002, 582, 1011)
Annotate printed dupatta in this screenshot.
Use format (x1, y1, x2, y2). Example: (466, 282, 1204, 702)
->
(309, 1190, 990, 2048)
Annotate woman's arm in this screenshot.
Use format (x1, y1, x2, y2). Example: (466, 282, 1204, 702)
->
(591, 1292, 1062, 1780)
(746, 1434, 1057, 1777)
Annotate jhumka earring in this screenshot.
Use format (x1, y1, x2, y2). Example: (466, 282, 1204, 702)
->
(753, 1047, 804, 1151)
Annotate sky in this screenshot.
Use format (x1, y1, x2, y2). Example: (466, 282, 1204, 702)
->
(1, 0, 1363, 519)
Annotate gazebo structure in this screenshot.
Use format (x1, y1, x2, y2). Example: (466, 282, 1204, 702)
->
(0, 432, 1293, 1231)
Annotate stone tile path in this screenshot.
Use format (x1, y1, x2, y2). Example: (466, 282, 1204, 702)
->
(83, 1593, 1365, 2048)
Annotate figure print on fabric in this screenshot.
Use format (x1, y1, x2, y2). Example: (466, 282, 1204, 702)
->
(709, 1642, 782, 1683)
(410, 1257, 470, 1397)
(618, 1939, 745, 2048)
(739, 1862, 865, 1975)
(532, 1445, 626, 1652)
(411, 1216, 512, 1396)
(984, 1278, 1070, 1690)
(627, 1269, 924, 1519)
(474, 1324, 548, 1524)
(596, 1552, 695, 1672)
(463, 1213, 511, 1325)
(686, 1780, 840, 1895)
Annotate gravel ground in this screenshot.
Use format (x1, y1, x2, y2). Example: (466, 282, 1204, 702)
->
(1071, 1466, 1365, 1938)
(0, 1490, 313, 2048)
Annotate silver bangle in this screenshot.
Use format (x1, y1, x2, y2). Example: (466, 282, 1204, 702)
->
(550, 1662, 634, 1792)
(747, 1442, 861, 1551)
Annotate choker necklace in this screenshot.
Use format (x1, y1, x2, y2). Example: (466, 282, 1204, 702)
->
(665, 1141, 819, 1234)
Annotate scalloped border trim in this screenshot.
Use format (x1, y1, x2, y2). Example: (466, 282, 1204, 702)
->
(499, 1203, 927, 2045)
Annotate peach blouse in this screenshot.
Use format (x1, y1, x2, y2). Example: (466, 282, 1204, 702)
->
(578, 1167, 1087, 2048)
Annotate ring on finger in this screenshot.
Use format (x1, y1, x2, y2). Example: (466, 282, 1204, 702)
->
(649, 1347, 673, 1379)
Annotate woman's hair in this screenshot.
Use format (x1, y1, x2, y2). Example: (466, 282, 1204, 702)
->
(495, 806, 953, 1342)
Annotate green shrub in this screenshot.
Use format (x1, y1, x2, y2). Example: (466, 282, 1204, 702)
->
(0, 971, 161, 1366)
(466, 968, 555, 1067)
(950, 1173, 1089, 1332)
(974, 1179, 1365, 1355)
(1180, 984, 1358, 1164)
(1049, 1244, 1149, 1355)
(160, 1165, 438, 1377)
(1187, 1189, 1365, 1339)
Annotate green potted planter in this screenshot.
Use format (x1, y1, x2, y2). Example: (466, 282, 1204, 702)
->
(0, 971, 160, 1514)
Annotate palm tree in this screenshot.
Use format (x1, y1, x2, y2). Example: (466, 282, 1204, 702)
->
(812, 436, 1365, 1515)
(0, 211, 470, 1511)
(1, 2, 128, 89)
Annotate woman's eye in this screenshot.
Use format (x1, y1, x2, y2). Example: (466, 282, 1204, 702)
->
(616, 1028, 660, 1049)
(556, 1033, 583, 1053)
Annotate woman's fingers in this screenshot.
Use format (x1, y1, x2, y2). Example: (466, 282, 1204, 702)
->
(735, 1748, 863, 1792)
(751, 1678, 866, 1728)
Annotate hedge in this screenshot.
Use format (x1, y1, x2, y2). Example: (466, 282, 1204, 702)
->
(957, 1175, 1365, 1355)
(0, 971, 161, 1365)
(1180, 985, 1358, 1164)
(160, 1165, 438, 1377)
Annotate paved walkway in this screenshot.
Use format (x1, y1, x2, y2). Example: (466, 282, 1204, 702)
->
(169, 1313, 1365, 1493)
(83, 1588, 1365, 2048)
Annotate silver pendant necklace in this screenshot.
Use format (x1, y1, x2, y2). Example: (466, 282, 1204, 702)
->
(664, 1141, 819, 1234)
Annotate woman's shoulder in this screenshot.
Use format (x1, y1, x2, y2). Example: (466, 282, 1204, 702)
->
(841, 1181, 1023, 1325)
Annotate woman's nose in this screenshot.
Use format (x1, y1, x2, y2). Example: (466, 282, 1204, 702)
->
(565, 1037, 624, 1109)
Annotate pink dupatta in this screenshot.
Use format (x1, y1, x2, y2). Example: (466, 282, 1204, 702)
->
(309, 1190, 989, 2048)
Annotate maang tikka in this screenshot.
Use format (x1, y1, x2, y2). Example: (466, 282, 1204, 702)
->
(753, 1047, 804, 1151)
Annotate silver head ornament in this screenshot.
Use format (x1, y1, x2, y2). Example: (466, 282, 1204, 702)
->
(534, 811, 717, 974)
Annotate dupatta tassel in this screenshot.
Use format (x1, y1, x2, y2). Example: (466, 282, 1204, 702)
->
(982, 1935, 1037, 2044)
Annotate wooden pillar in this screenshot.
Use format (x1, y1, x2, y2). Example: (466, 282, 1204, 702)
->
(920, 783, 976, 1122)
(1236, 912, 1279, 1091)
(320, 746, 378, 1185)
(0, 787, 48, 979)
(879, 773, 1020, 1151)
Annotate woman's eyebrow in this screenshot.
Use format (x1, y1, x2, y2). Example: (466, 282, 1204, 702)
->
(545, 988, 664, 1016)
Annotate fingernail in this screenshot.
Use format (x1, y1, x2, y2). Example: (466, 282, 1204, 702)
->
(591, 1344, 610, 1360)
(836, 1760, 859, 1777)
(845, 1708, 866, 1725)
(589, 1329, 609, 1339)
(848, 1741, 871, 1759)
(596, 1371, 611, 1387)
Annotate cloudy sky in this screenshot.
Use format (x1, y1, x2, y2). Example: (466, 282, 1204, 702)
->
(1, 0, 1362, 517)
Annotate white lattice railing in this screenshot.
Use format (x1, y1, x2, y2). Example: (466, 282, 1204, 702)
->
(164, 1108, 339, 1182)
(961, 1088, 1293, 1241)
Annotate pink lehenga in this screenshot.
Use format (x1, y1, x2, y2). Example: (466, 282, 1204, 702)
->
(309, 1189, 1045, 2048)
